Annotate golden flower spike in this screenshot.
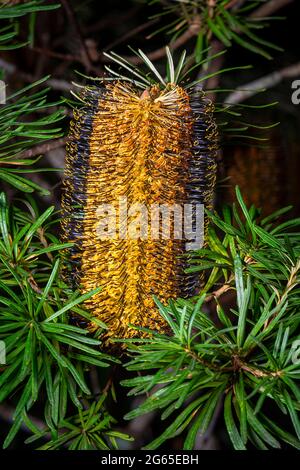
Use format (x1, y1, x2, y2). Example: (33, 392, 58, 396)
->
(61, 48, 218, 349)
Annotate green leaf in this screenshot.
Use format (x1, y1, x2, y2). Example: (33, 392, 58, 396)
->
(184, 386, 225, 450)
(25, 206, 54, 241)
(230, 31, 272, 59)
(137, 49, 166, 86)
(3, 413, 24, 449)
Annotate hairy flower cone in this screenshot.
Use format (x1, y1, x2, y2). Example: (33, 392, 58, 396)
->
(61, 81, 218, 346)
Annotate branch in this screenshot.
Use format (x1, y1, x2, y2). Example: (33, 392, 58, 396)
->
(203, 40, 226, 101)
(225, 61, 300, 104)
(249, 0, 294, 19)
(120, 0, 294, 65)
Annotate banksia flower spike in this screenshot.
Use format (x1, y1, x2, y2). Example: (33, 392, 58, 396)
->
(61, 49, 218, 347)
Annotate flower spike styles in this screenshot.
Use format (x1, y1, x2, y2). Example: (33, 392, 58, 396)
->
(61, 49, 218, 348)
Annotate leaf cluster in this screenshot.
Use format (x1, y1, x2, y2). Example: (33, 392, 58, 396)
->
(0, 0, 59, 50)
(0, 193, 119, 448)
(0, 78, 65, 194)
(147, 0, 282, 60)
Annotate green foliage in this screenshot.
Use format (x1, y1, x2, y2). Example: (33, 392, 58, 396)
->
(0, 193, 119, 449)
(93, 47, 275, 144)
(121, 188, 300, 450)
(189, 187, 300, 293)
(0, 0, 298, 453)
(103, 46, 250, 90)
(0, 78, 64, 194)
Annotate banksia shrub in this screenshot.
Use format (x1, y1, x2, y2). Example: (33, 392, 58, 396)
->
(61, 50, 218, 345)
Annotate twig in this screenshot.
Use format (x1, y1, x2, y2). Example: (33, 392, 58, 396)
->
(202, 40, 226, 100)
(17, 137, 67, 160)
(121, 16, 202, 65)
(225, 61, 300, 104)
(60, 0, 93, 71)
(232, 356, 283, 378)
(45, 78, 73, 92)
(103, 18, 159, 52)
(204, 255, 257, 303)
(187, 347, 283, 377)
(263, 258, 300, 329)
(102, 364, 117, 395)
(31, 46, 75, 62)
(121, 0, 294, 65)
(34, 32, 50, 80)
(0, 58, 72, 92)
(249, 0, 294, 19)
(205, 275, 234, 303)
(28, 275, 43, 294)
(225, 0, 247, 9)
(83, 5, 141, 35)
(202, 0, 295, 95)
(195, 394, 223, 449)
(31, 46, 102, 75)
